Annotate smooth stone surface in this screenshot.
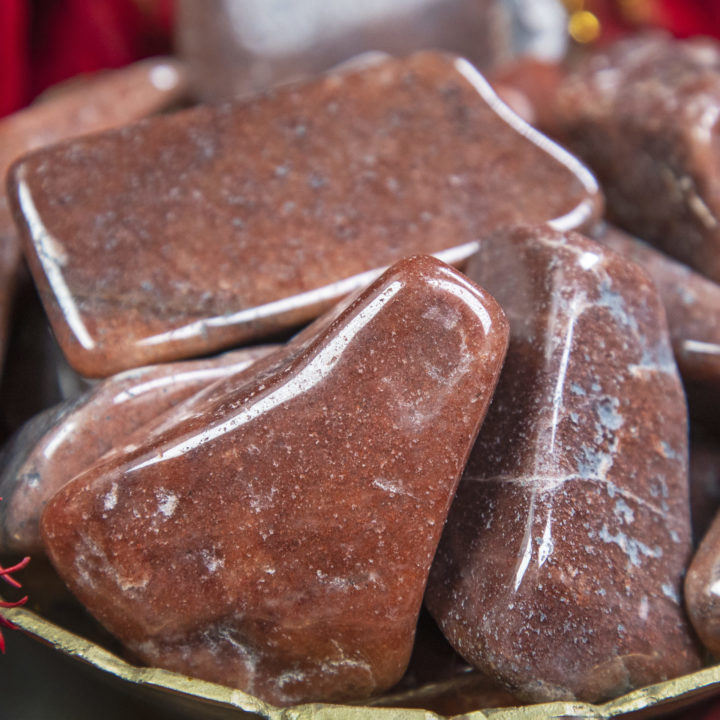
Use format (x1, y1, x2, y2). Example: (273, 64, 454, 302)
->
(9, 51, 600, 377)
(595, 224, 720, 390)
(176, 0, 510, 102)
(0, 346, 275, 556)
(554, 33, 720, 283)
(686, 507, 720, 655)
(426, 225, 701, 703)
(41, 256, 509, 706)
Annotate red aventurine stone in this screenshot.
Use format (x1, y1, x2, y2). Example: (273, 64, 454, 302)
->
(0, 345, 275, 555)
(595, 225, 720, 396)
(426, 226, 701, 703)
(8, 51, 599, 378)
(686, 507, 720, 654)
(553, 33, 720, 284)
(40, 256, 508, 706)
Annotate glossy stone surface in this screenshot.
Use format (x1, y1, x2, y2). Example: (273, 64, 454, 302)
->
(9, 51, 599, 377)
(41, 256, 509, 706)
(595, 224, 720, 390)
(686, 508, 720, 655)
(176, 0, 510, 102)
(426, 226, 700, 703)
(0, 346, 275, 556)
(554, 33, 720, 283)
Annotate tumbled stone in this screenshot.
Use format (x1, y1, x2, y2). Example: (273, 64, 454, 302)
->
(176, 0, 510, 102)
(0, 346, 275, 556)
(9, 51, 599, 377)
(553, 33, 720, 283)
(595, 225, 720, 395)
(41, 255, 508, 706)
(686, 504, 720, 654)
(426, 225, 701, 703)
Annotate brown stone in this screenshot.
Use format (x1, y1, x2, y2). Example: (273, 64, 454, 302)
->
(9, 51, 600, 378)
(40, 255, 508, 706)
(595, 225, 720, 392)
(553, 33, 720, 283)
(0, 346, 276, 556)
(686, 507, 720, 655)
(426, 225, 701, 703)
(176, 0, 511, 102)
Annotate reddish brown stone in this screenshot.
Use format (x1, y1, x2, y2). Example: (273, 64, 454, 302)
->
(686, 509, 720, 655)
(553, 33, 720, 283)
(41, 255, 509, 706)
(9, 51, 600, 378)
(426, 225, 701, 703)
(595, 225, 720, 391)
(176, 0, 511, 102)
(0, 346, 275, 556)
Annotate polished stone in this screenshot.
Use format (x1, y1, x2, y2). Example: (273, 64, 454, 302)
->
(426, 225, 700, 703)
(0, 346, 275, 556)
(595, 224, 720, 393)
(41, 256, 508, 706)
(554, 33, 720, 283)
(9, 51, 600, 377)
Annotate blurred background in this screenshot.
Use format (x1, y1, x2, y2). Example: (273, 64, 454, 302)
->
(2, 0, 720, 119)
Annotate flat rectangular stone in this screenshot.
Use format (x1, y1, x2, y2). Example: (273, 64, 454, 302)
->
(8, 51, 601, 377)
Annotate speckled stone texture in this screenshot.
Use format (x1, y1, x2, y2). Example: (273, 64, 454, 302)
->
(595, 224, 720, 391)
(0, 346, 275, 556)
(554, 33, 720, 283)
(686, 509, 720, 655)
(9, 51, 599, 377)
(41, 256, 509, 706)
(426, 225, 700, 703)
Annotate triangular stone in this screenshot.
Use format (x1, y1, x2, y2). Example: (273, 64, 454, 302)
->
(41, 255, 508, 706)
